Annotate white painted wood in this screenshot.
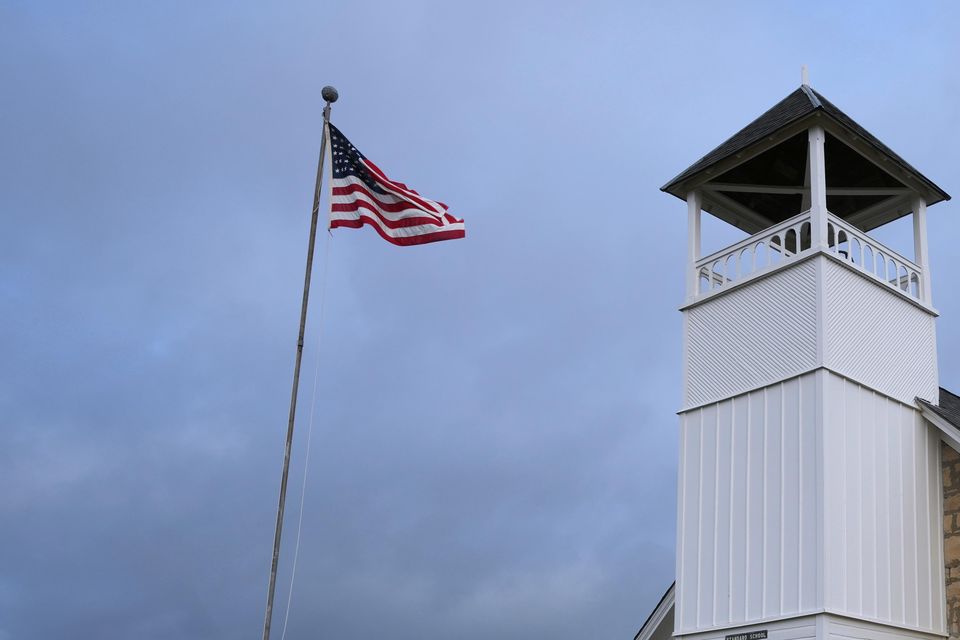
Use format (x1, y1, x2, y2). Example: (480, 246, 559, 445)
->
(677, 613, 817, 640)
(684, 259, 818, 408)
(822, 258, 938, 405)
(676, 374, 821, 634)
(844, 194, 912, 231)
(827, 187, 911, 197)
(675, 613, 948, 640)
(827, 213, 922, 271)
(688, 191, 703, 299)
(684, 253, 937, 407)
(820, 372, 946, 634)
(808, 126, 828, 249)
(913, 198, 932, 305)
(701, 183, 908, 197)
(674, 111, 945, 639)
(703, 190, 776, 233)
(690, 209, 929, 307)
(695, 211, 810, 272)
(922, 404, 960, 454)
(824, 613, 946, 640)
(819, 118, 942, 210)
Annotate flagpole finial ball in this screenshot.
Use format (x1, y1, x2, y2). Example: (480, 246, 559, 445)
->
(322, 86, 339, 103)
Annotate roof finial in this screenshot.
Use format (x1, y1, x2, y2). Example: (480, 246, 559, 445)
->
(801, 65, 810, 87)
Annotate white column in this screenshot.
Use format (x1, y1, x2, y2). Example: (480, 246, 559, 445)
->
(913, 197, 932, 305)
(808, 125, 828, 249)
(686, 190, 702, 299)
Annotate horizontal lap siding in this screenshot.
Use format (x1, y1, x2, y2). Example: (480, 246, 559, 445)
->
(676, 373, 820, 634)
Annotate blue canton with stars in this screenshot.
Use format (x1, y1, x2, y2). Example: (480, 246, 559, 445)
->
(328, 123, 389, 196)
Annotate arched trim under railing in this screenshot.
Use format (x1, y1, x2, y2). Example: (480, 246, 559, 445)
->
(826, 216, 923, 301)
(691, 210, 926, 303)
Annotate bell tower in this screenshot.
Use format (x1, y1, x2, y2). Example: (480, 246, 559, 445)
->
(661, 80, 951, 640)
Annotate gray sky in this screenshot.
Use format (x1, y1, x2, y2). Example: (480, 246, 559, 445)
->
(2, 2, 959, 638)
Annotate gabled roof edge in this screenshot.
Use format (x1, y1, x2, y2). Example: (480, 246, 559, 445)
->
(660, 87, 817, 194)
(918, 387, 960, 454)
(634, 582, 675, 640)
(661, 86, 951, 205)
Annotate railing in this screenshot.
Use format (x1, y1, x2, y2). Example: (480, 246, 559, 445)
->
(691, 210, 925, 303)
(826, 213, 922, 300)
(694, 211, 812, 295)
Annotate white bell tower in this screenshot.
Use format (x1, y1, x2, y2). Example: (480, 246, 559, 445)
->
(661, 81, 951, 640)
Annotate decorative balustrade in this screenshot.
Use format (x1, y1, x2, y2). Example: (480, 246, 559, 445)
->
(826, 213, 922, 300)
(692, 210, 925, 303)
(694, 211, 812, 295)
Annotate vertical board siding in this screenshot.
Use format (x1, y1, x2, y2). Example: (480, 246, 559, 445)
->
(800, 378, 818, 612)
(823, 259, 938, 405)
(746, 390, 765, 620)
(700, 403, 717, 625)
(730, 394, 749, 622)
(821, 372, 946, 635)
(783, 377, 801, 613)
(764, 382, 783, 619)
(678, 410, 701, 631)
(676, 373, 819, 633)
(684, 260, 818, 408)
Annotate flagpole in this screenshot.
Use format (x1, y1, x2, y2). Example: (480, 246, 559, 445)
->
(262, 84, 338, 640)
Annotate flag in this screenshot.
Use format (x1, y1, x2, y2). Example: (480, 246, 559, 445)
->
(327, 123, 466, 246)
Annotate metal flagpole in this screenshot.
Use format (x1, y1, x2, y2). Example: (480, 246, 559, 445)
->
(262, 84, 339, 640)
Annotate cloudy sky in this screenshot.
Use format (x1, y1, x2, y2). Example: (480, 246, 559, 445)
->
(2, 2, 959, 638)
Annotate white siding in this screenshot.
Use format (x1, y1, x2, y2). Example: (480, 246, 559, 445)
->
(821, 372, 945, 634)
(676, 373, 820, 634)
(683, 256, 938, 411)
(677, 254, 946, 638)
(824, 614, 945, 640)
(674, 613, 945, 640)
(677, 614, 817, 640)
(823, 258, 938, 405)
(684, 260, 818, 408)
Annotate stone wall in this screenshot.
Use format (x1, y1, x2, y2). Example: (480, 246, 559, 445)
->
(944, 443, 960, 639)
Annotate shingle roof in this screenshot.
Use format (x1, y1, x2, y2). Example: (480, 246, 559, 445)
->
(918, 387, 960, 430)
(661, 85, 950, 205)
(662, 88, 816, 191)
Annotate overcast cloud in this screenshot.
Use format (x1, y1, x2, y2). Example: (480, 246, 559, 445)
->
(2, 2, 959, 638)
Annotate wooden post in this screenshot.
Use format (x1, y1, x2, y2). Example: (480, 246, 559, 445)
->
(913, 196, 932, 305)
(686, 191, 702, 299)
(808, 125, 828, 249)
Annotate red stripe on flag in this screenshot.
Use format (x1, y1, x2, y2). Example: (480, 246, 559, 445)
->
(361, 158, 446, 215)
(330, 217, 465, 246)
(331, 200, 446, 228)
(331, 183, 437, 215)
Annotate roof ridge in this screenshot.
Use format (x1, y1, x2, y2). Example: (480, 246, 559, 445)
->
(800, 84, 822, 108)
(661, 84, 950, 205)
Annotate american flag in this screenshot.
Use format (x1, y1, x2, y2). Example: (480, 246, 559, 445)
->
(328, 123, 465, 246)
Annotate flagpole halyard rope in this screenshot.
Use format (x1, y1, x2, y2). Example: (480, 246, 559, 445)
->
(279, 230, 332, 640)
(262, 85, 338, 640)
